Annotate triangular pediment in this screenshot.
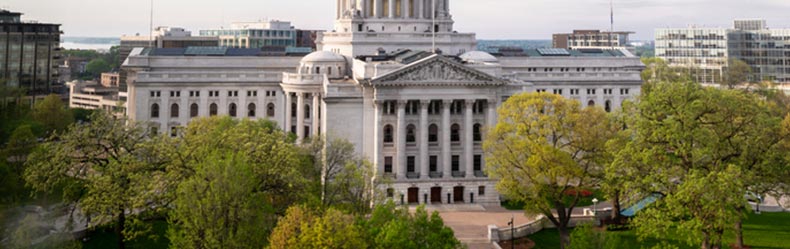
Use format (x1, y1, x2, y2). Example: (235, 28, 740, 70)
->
(370, 55, 505, 87)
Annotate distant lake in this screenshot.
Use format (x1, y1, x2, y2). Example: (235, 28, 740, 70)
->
(61, 37, 120, 51)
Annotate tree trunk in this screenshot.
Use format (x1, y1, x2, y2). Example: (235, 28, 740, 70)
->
(117, 208, 126, 249)
(701, 231, 710, 249)
(735, 219, 744, 249)
(611, 191, 622, 221)
(558, 226, 571, 249)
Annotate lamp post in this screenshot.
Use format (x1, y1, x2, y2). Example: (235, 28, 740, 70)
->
(592, 198, 599, 216)
(400, 190, 405, 205)
(469, 190, 474, 204)
(423, 190, 428, 204)
(507, 214, 514, 249)
(447, 190, 452, 204)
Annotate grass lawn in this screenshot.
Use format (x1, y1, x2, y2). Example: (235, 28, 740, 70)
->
(81, 220, 169, 249)
(527, 212, 790, 249)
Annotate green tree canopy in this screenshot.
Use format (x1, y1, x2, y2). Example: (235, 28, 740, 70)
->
(161, 117, 307, 248)
(24, 111, 161, 249)
(484, 92, 617, 248)
(31, 94, 74, 135)
(85, 58, 112, 77)
(617, 80, 786, 249)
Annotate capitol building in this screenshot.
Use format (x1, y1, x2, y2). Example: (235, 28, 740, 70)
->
(123, 0, 644, 205)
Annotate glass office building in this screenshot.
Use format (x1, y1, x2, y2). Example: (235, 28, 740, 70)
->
(0, 9, 61, 95)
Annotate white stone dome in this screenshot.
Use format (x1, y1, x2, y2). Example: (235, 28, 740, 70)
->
(301, 51, 346, 63)
(459, 51, 498, 63)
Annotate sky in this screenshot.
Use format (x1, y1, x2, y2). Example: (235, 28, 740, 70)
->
(5, 0, 790, 40)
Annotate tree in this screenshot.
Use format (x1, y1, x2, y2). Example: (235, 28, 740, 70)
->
(167, 152, 272, 249)
(311, 137, 379, 213)
(85, 58, 111, 78)
(298, 208, 368, 249)
(269, 205, 317, 249)
(162, 117, 306, 247)
(373, 205, 461, 249)
(0, 125, 36, 204)
(24, 111, 161, 249)
(484, 92, 616, 248)
(722, 59, 752, 89)
(619, 80, 784, 249)
(31, 94, 74, 135)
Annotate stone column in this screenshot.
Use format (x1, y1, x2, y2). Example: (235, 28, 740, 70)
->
(374, 100, 384, 176)
(388, 0, 396, 18)
(417, 0, 424, 19)
(360, 0, 368, 18)
(487, 98, 497, 129)
(396, 100, 407, 179)
(464, 99, 474, 178)
(375, 0, 383, 17)
(441, 100, 452, 178)
(284, 92, 292, 133)
(402, 0, 409, 18)
(312, 93, 320, 137)
(296, 92, 305, 141)
(419, 100, 429, 178)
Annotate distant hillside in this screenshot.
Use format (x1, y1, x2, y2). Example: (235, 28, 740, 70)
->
(477, 40, 552, 53)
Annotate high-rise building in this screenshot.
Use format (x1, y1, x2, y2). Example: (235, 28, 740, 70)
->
(553, 30, 634, 50)
(656, 19, 790, 83)
(0, 9, 62, 96)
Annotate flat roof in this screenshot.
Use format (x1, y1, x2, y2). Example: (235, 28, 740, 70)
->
(142, 47, 310, 57)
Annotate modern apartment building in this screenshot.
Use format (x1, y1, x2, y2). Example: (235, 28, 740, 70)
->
(553, 30, 634, 50)
(0, 9, 62, 96)
(656, 19, 790, 83)
(199, 21, 299, 49)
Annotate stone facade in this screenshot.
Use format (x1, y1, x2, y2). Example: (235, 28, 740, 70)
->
(124, 0, 645, 206)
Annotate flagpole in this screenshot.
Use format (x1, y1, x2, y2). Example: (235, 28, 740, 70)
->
(610, 0, 614, 50)
(432, 0, 436, 53)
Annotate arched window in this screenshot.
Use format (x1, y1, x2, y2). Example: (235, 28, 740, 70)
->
(190, 103, 198, 118)
(383, 125, 394, 143)
(451, 124, 460, 142)
(305, 105, 311, 119)
(588, 100, 595, 107)
(248, 103, 256, 117)
(428, 124, 439, 142)
(267, 103, 275, 117)
(605, 100, 612, 113)
(151, 103, 159, 118)
(406, 124, 416, 143)
(229, 103, 237, 117)
(209, 103, 218, 116)
(315, 67, 321, 74)
(473, 123, 482, 142)
(170, 104, 179, 118)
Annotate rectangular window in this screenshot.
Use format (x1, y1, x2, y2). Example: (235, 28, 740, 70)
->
(474, 155, 482, 171)
(429, 156, 438, 172)
(620, 88, 630, 95)
(553, 89, 563, 95)
(587, 89, 597, 95)
(407, 156, 415, 173)
(387, 188, 394, 198)
(451, 155, 460, 172)
(170, 91, 180, 97)
(247, 91, 257, 97)
(479, 186, 485, 196)
(536, 89, 547, 93)
(570, 89, 580, 95)
(150, 91, 161, 97)
(385, 157, 393, 173)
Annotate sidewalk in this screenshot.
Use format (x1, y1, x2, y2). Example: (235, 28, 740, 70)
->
(431, 205, 535, 249)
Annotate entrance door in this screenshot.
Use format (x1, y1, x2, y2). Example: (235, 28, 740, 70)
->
(430, 187, 442, 203)
(408, 187, 419, 204)
(453, 186, 465, 203)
